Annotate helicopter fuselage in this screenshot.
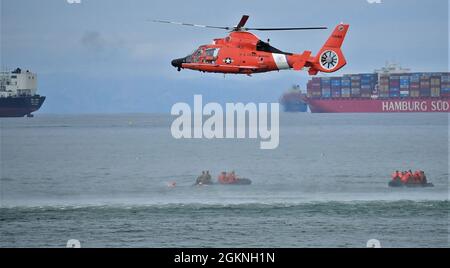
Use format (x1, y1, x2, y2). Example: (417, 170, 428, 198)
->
(171, 31, 312, 75)
(171, 23, 349, 76)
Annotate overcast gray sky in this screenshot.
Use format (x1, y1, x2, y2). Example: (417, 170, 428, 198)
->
(1, 0, 448, 113)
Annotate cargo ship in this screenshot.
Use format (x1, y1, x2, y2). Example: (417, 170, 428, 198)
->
(279, 85, 308, 112)
(305, 63, 450, 113)
(0, 68, 45, 117)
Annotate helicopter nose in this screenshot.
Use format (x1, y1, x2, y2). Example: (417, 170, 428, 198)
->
(171, 58, 184, 69)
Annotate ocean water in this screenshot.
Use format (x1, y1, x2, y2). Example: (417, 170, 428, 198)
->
(0, 113, 449, 248)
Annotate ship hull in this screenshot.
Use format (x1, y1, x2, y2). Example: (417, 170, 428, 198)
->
(0, 96, 46, 117)
(306, 97, 450, 113)
(282, 102, 308, 113)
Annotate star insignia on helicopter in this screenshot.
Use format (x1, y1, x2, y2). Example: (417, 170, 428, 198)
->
(224, 58, 233, 64)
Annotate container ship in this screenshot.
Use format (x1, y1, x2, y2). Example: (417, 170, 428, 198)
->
(0, 68, 45, 117)
(279, 85, 308, 112)
(305, 63, 450, 113)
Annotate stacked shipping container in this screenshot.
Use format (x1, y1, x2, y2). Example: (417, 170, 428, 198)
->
(410, 73, 420, 98)
(307, 77, 322, 98)
(420, 74, 431, 97)
(442, 75, 450, 97)
(331, 78, 341, 98)
(360, 74, 377, 98)
(341, 77, 351, 98)
(307, 72, 450, 99)
(379, 74, 389, 98)
(430, 74, 441, 97)
(321, 78, 331, 98)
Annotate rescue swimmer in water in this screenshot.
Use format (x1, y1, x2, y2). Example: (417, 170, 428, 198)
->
(195, 171, 252, 186)
(389, 170, 434, 187)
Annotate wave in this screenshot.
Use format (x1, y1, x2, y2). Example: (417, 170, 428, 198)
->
(1, 200, 448, 212)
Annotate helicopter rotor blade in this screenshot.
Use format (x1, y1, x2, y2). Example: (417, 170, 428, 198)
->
(235, 15, 250, 29)
(151, 20, 230, 30)
(152, 18, 328, 32)
(245, 27, 328, 31)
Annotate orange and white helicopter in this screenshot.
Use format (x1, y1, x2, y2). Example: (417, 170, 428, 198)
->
(155, 15, 349, 76)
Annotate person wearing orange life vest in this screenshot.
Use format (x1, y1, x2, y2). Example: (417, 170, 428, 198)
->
(413, 170, 422, 184)
(401, 171, 410, 183)
(391, 171, 401, 181)
(225, 171, 237, 183)
(218, 172, 227, 184)
(408, 170, 415, 183)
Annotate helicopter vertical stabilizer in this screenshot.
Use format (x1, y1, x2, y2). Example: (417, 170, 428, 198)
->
(308, 24, 349, 75)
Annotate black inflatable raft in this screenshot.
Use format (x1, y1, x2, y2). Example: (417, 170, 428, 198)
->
(388, 179, 434, 188)
(222, 178, 252, 185)
(195, 178, 252, 186)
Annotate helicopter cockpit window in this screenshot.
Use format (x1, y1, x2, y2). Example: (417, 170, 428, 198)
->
(205, 48, 218, 57)
(184, 49, 197, 63)
(191, 49, 199, 63)
(204, 48, 219, 64)
(189, 48, 204, 63)
(185, 48, 219, 64)
(256, 40, 292, 55)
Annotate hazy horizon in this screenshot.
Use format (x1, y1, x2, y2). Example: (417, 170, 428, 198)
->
(1, 0, 449, 114)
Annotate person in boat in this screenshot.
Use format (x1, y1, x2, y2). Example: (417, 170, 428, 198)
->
(391, 171, 401, 181)
(420, 171, 427, 184)
(408, 170, 415, 183)
(414, 170, 427, 184)
(218, 172, 227, 183)
(391, 169, 430, 186)
(226, 171, 237, 183)
(196, 171, 206, 185)
(205, 171, 212, 184)
(400, 171, 405, 183)
(413, 170, 422, 184)
(401, 171, 411, 184)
